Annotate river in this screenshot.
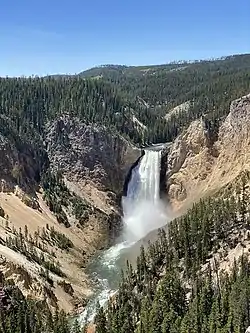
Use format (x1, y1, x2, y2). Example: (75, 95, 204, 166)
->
(79, 148, 169, 325)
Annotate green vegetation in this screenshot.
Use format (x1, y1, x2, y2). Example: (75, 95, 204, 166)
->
(40, 224, 74, 251)
(81, 54, 250, 143)
(0, 271, 74, 333)
(42, 170, 90, 227)
(0, 206, 5, 218)
(5, 226, 65, 277)
(0, 54, 249, 153)
(94, 172, 250, 332)
(0, 54, 250, 331)
(71, 196, 89, 226)
(49, 226, 74, 251)
(42, 170, 71, 227)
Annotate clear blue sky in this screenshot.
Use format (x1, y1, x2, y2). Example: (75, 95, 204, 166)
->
(0, 0, 249, 76)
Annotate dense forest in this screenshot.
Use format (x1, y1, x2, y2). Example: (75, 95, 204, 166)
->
(1, 54, 250, 151)
(0, 54, 249, 192)
(1, 54, 250, 332)
(80, 54, 250, 143)
(94, 172, 250, 333)
(0, 271, 80, 333)
(2, 172, 250, 332)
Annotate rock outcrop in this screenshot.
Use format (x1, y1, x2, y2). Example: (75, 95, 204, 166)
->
(165, 93, 250, 211)
(0, 115, 142, 313)
(45, 116, 142, 195)
(0, 134, 18, 189)
(0, 125, 48, 195)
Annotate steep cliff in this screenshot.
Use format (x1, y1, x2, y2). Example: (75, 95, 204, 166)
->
(0, 116, 141, 313)
(45, 116, 141, 195)
(0, 131, 47, 194)
(166, 93, 250, 211)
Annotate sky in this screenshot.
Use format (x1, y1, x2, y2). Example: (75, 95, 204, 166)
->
(0, 0, 249, 76)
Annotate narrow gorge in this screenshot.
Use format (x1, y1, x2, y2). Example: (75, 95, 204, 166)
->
(79, 93, 250, 328)
(0, 54, 250, 332)
(80, 147, 170, 324)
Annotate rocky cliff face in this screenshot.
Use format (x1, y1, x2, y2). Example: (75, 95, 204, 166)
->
(45, 116, 141, 195)
(0, 134, 41, 192)
(165, 93, 250, 211)
(0, 115, 141, 312)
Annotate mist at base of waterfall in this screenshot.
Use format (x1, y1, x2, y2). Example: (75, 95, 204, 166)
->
(122, 197, 169, 243)
(79, 199, 171, 325)
(78, 149, 170, 325)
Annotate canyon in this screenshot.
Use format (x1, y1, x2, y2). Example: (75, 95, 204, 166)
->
(1, 92, 250, 317)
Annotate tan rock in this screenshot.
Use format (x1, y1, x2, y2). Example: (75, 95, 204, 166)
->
(14, 185, 40, 209)
(166, 93, 250, 211)
(45, 116, 141, 194)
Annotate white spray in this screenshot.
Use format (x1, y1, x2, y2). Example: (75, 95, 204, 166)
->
(79, 148, 168, 324)
(122, 149, 167, 242)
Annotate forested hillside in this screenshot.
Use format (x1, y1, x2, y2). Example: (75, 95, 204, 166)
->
(1, 54, 250, 332)
(2, 170, 250, 331)
(1, 54, 250, 151)
(80, 54, 250, 143)
(94, 172, 250, 333)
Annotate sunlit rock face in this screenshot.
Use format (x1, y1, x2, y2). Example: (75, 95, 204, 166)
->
(45, 115, 141, 194)
(164, 93, 250, 211)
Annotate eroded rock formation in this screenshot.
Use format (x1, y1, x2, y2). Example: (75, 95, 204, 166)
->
(0, 115, 142, 312)
(45, 116, 141, 194)
(165, 94, 250, 211)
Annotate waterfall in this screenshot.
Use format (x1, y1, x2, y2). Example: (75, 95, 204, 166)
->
(79, 148, 168, 325)
(127, 149, 161, 202)
(123, 149, 166, 241)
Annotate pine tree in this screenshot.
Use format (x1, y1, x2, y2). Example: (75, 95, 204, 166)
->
(72, 319, 82, 333)
(95, 303, 107, 333)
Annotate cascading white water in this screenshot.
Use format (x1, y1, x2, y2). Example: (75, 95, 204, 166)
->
(79, 148, 168, 325)
(122, 149, 166, 242)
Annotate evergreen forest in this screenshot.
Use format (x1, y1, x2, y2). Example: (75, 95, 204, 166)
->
(1, 54, 250, 332)
(94, 172, 250, 333)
